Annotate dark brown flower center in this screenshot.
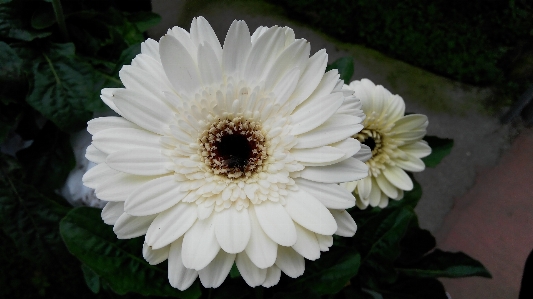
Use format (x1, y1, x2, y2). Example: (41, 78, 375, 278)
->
(200, 117, 267, 179)
(356, 129, 383, 156)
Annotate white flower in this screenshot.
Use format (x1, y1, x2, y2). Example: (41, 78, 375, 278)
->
(83, 17, 369, 290)
(341, 79, 431, 209)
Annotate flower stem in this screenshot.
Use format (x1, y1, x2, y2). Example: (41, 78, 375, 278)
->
(51, 0, 69, 41)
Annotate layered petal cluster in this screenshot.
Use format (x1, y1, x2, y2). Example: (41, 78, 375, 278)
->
(341, 79, 431, 209)
(83, 17, 369, 290)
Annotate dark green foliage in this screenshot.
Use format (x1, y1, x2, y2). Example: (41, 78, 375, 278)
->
(397, 249, 492, 279)
(60, 207, 201, 298)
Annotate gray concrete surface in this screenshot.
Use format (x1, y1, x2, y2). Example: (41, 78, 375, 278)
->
(148, 0, 513, 233)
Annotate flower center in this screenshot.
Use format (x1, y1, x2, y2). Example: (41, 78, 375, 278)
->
(356, 129, 383, 156)
(200, 117, 268, 179)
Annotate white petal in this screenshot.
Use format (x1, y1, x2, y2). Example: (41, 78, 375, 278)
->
(140, 38, 159, 59)
(236, 252, 267, 287)
(245, 207, 278, 269)
(190, 17, 223, 62)
(197, 204, 214, 220)
(285, 188, 337, 235)
(393, 114, 428, 132)
(390, 130, 427, 143)
(92, 128, 161, 154)
(125, 176, 188, 216)
(251, 26, 268, 42)
(384, 94, 406, 122)
(145, 203, 197, 249)
(100, 88, 121, 114)
(167, 26, 197, 60)
(82, 163, 119, 189)
(198, 250, 235, 288)
(253, 202, 297, 247)
(214, 207, 251, 254)
(271, 67, 300, 107)
(197, 43, 222, 86)
(223, 20, 251, 76)
(119, 65, 170, 98)
(357, 176, 372, 199)
(85, 145, 107, 164)
(316, 234, 333, 251)
(95, 173, 157, 202)
(331, 210, 357, 237)
(382, 166, 413, 191)
(101, 202, 124, 225)
(182, 216, 220, 270)
(375, 174, 399, 199)
(330, 138, 362, 162)
(262, 266, 281, 288)
(292, 223, 320, 260)
(300, 157, 368, 183)
(113, 213, 156, 239)
(291, 92, 344, 135)
(168, 238, 198, 291)
(294, 114, 363, 149)
(264, 39, 309, 92)
(87, 116, 139, 135)
(354, 144, 372, 162)
(106, 148, 173, 176)
(291, 146, 345, 164)
(295, 178, 355, 209)
(291, 49, 328, 105)
(394, 155, 426, 172)
(275, 246, 304, 278)
(142, 242, 170, 265)
(159, 35, 201, 97)
(297, 69, 338, 113)
(244, 27, 285, 83)
(367, 177, 381, 207)
(399, 140, 431, 158)
(112, 89, 173, 135)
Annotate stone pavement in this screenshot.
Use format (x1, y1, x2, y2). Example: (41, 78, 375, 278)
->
(437, 128, 533, 299)
(148, 1, 532, 297)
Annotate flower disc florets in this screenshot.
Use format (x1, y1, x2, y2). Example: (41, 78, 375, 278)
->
(83, 17, 369, 290)
(200, 116, 267, 179)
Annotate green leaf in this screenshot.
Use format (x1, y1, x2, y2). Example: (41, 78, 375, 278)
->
(397, 249, 492, 278)
(358, 208, 415, 285)
(31, 5, 56, 29)
(16, 122, 75, 191)
(81, 264, 100, 294)
(326, 57, 354, 84)
(229, 263, 241, 278)
(126, 11, 161, 32)
(0, 3, 51, 41)
(311, 252, 361, 295)
(59, 207, 201, 298)
(26, 43, 105, 131)
(421, 136, 454, 168)
(111, 42, 141, 76)
(0, 41, 22, 80)
(0, 170, 70, 266)
(396, 226, 436, 266)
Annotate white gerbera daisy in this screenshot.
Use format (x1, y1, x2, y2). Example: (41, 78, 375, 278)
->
(341, 79, 431, 209)
(83, 17, 369, 290)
